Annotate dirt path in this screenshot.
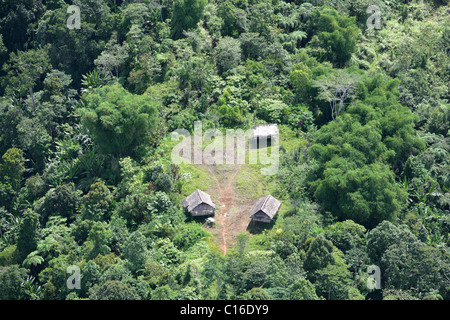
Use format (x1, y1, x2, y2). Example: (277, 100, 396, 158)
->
(205, 164, 242, 255)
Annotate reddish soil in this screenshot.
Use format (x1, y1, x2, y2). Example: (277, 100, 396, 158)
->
(203, 164, 253, 255)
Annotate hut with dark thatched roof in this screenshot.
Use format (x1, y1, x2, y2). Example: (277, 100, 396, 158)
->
(182, 189, 216, 217)
(249, 195, 281, 223)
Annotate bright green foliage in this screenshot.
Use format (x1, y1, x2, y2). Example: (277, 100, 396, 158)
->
(313, 162, 407, 227)
(309, 75, 425, 227)
(122, 231, 148, 272)
(173, 223, 207, 251)
(0, 148, 25, 192)
(81, 181, 114, 221)
(256, 98, 288, 124)
(325, 220, 366, 252)
(80, 85, 158, 156)
(290, 278, 322, 300)
(242, 287, 273, 300)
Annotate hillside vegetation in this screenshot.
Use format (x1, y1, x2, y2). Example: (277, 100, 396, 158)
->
(0, 0, 449, 300)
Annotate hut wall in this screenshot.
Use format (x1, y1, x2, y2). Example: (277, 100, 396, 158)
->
(191, 203, 215, 216)
(252, 210, 271, 223)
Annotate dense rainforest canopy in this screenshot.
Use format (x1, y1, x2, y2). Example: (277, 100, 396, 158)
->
(0, 0, 449, 301)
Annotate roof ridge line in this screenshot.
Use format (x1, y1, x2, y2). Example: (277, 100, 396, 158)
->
(261, 195, 271, 211)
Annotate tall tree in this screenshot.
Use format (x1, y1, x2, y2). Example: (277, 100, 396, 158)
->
(16, 209, 40, 263)
(79, 85, 159, 156)
(308, 7, 360, 67)
(314, 69, 360, 120)
(1, 48, 50, 99)
(171, 0, 207, 39)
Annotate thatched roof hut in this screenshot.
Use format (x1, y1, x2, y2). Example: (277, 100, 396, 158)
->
(182, 189, 216, 217)
(249, 195, 281, 223)
(252, 124, 279, 140)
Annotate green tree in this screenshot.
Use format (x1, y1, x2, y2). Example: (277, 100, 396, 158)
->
(0, 100, 24, 156)
(35, 4, 108, 85)
(290, 278, 322, 300)
(80, 85, 158, 156)
(215, 37, 242, 75)
(89, 280, 141, 300)
(122, 231, 148, 273)
(0, 1, 37, 52)
(81, 181, 114, 221)
(16, 209, 40, 263)
(217, 1, 247, 37)
(314, 69, 360, 120)
(242, 259, 270, 292)
(16, 117, 52, 172)
(0, 265, 29, 300)
(242, 287, 273, 300)
(0, 148, 25, 193)
(303, 234, 334, 272)
(313, 162, 407, 228)
(94, 32, 129, 78)
(325, 220, 366, 252)
(86, 221, 111, 259)
(308, 7, 360, 67)
(311, 251, 360, 300)
(171, 0, 207, 39)
(1, 48, 50, 98)
(34, 183, 81, 224)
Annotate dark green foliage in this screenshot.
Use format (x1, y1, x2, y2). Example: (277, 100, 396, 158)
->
(16, 209, 40, 263)
(0, 265, 29, 300)
(0, 0, 448, 302)
(308, 7, 360, 67)
(171, 0, 207, 39)
(34, 183, 81, 224)
(89, 280, 141, 300)
(303, 234, 334, 272)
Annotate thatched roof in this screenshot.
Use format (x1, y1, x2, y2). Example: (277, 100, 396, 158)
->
(182, 189, 216, 212)
(252, 124, 279, 139)
(250, 195, 281, 220)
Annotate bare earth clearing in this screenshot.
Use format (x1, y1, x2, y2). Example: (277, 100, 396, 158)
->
(202, 163, 256, 255)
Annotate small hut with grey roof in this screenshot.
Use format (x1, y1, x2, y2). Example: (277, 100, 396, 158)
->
(249, 195, 281, 223)
(182, 189, 216, 217)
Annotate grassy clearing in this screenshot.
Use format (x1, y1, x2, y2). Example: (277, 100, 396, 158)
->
(178, 163, 214, 197)
(164, 123, 306, 253)
(234, 164, 266, 200)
